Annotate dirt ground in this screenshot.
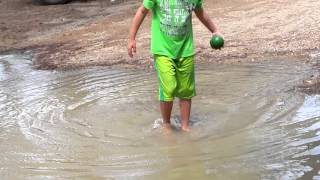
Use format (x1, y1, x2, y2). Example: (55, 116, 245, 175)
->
(0, 0, 320, 71)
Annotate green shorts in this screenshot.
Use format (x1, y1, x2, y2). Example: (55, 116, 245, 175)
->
(154, 55, 196, 101)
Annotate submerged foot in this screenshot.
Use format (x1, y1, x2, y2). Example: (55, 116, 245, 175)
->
(181, 126, 191, 132)
(163, 123, 172, 134)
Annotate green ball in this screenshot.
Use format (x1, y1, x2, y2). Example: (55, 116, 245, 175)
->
(210, 35, 224, 49)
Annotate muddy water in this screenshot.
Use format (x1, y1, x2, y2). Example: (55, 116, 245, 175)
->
(0, 54, 319, 179)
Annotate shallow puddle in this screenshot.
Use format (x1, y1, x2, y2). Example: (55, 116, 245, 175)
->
(0, 54, 319, 179)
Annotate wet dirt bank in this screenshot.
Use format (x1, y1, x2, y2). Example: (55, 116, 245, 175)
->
(0, 0, 320, 71)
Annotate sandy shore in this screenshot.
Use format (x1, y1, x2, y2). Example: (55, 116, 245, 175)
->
(0, 0, 319, 71)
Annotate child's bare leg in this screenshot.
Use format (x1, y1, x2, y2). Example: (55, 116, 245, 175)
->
(179, 99, 191, 132)
(160, 101, 173, 127)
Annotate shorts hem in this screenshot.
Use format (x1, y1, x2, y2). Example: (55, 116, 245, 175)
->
(176, 94, 196, 100)
(159, 98, 174, 102)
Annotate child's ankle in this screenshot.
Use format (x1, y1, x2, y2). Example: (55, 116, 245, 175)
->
(163, 122, 171, 127)
(181, 126, 191, 132)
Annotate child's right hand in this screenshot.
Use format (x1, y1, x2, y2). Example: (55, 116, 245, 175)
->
(128, 39, 136, 58)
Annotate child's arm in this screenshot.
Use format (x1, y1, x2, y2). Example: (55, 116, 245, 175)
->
(194, 8, 222, 36)
(128, 5, 149, 58)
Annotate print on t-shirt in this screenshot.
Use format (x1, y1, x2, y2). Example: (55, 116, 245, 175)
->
(159, 0, 196, 37)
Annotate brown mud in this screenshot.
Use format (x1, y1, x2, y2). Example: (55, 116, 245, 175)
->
(0, 0, 320, 90)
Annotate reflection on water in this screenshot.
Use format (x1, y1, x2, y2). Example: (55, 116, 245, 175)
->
(0, 54, 319, 179)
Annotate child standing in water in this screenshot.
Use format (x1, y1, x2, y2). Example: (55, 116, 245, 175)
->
(128, 0, 221, 132)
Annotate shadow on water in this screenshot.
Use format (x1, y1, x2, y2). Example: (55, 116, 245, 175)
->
(0, 54, 319, 179)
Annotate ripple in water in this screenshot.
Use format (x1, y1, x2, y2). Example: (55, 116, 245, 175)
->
(0, 54, 319, 179)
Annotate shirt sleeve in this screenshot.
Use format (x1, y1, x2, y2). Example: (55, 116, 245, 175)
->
(195, 0, 203, 9)
(143, 0, 155, 10)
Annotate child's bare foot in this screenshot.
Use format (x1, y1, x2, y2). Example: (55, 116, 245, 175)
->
(163, 123, 172, 134)
(181, 126, 191, 132)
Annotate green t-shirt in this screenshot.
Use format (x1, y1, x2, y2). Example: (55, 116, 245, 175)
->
(143, 0, 203, 59)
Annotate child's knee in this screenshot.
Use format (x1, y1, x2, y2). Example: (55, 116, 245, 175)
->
(176, 85, 195, 99)
(160, 82, 177, 101)
(180, 86, 192, 95)
(166, 83, 177, 96)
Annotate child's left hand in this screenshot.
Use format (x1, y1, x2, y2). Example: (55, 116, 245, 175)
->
(213, 31, 223, 38)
